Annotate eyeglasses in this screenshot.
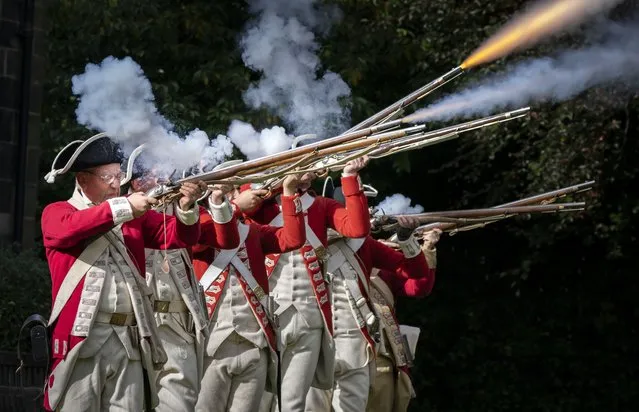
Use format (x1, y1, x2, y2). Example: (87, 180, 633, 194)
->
(85, 170, 127, 185)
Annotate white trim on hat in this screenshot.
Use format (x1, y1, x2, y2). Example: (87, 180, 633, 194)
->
(321, 176, 334, 197)
(44, 133, 109, 184)
(120, 143, 147, 186)
(363, 184, 378, 198)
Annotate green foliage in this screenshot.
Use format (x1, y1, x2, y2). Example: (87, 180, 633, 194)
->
(27, 0, 639, 409)
(0, 244, 51, 351)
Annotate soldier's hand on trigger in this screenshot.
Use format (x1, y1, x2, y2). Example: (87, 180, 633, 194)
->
(178, 181, 208, 210)
(232, 188, 268, 212)
(421, 228, 442, 251)
(343, 155, 370, 176)
(395, 215, 420, 241)
(128, 192, 158, 218)
(283, 173, 302, 196)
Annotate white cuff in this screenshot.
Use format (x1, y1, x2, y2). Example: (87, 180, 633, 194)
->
(423, 248, 437, 269)
(208, 197, 234, 224)
(175, 203, 199, 226)
(107, 197, 134, 225)
(398, 235, 421, 259)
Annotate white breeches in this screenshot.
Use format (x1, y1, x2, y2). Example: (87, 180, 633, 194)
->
(56, 332, 143, 412)
(261, 306, 324, 412)
(305, 359, 370, 412)
(196, 333, 268, 412)
(153, 324, 199, 412)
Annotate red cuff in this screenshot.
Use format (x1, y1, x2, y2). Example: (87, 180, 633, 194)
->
(341, 175, 363, 197)
(280, 194, 302, 216)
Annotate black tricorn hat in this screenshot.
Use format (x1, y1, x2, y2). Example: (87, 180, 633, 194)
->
(44, 133, 123, 183)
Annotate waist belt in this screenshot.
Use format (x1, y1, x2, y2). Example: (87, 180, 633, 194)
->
(95, 312, 137, 326)
(153, 300, 189, 313)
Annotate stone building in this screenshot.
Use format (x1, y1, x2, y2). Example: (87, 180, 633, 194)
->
(0, 0, 48, 248)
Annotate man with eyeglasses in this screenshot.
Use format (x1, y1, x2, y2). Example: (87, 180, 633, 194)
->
(120, 146, 214, 412)
(40, 135, 239, 411)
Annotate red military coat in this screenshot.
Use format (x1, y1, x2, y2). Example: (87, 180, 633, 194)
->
(192, 195, 305, 293)
(245, 175, 371, 242)
(245, 175, 371, 334)
(40, 199, 237, 389)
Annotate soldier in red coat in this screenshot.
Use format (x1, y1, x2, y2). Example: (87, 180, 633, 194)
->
(120, 145, 224, 412)
(243, 157, 371, 412)
(366, 231, 441, 412)
(40, 134, 237, 411)
(191, 161, 307, 412)
(304, 181, 438, 412)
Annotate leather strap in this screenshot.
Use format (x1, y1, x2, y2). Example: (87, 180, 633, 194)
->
(199, 223, 250, 292)
(153, 300, 189, 313)
(94, 312, 137, 326)
(50, 196, 112, 326)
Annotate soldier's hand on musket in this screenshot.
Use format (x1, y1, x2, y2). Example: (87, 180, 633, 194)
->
(343, 155, 370, 175)
(209, 183, 234, 206)
(421, 228, 442, 251)
(232, 188, 268, 212)
(178, 181, 208, 210)
(283, 173, 302, 196)
(128, 192, 159, 218)
(395, 215, 420, 240)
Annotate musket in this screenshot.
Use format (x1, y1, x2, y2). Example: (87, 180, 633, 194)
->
(415, 181, 595, 234)
(374, 202, 586, 231)
(343, 66, 465, 133)
(147, 107, 531, 203)
(257, 107, 531, 188)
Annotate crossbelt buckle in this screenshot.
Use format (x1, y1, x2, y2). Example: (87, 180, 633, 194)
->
(110, 313, 128, 326)
(314, 246, 328, 261)
(253, 286, 266, 301)
(154, 300, 170, 313)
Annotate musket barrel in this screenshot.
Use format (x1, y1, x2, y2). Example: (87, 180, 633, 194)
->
(497, 181, 595, 207)
(344, 66, 465, 133)
(403, 202, 586, 219)
(371, 107, 530, 156)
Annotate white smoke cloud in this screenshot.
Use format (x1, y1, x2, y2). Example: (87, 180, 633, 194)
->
(240, 0, 351, 141)
(375, 194, 425, 216)
(72, 56, 232, 176)
(200, 135, 235, 171)
(226, 120, 294, 160)
(411, 19, 639, 123)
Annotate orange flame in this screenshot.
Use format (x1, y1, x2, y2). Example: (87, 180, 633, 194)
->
(461, 0, 622, 69)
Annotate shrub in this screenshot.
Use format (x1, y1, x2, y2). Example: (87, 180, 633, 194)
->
(0, 244, 51, 351)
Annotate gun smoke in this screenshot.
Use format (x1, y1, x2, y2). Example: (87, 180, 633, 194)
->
(413, 19, 639, 122)
(226, 120, 294, 160)
(375, 194, 425, 216)
(239, 0, 351, 140)
(72, 56, 231, 175)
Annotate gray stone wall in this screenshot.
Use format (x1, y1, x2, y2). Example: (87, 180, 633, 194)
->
(0, 0, 48, 247)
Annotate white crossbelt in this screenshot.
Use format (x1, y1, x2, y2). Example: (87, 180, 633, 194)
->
(198, 223, 250, 292)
